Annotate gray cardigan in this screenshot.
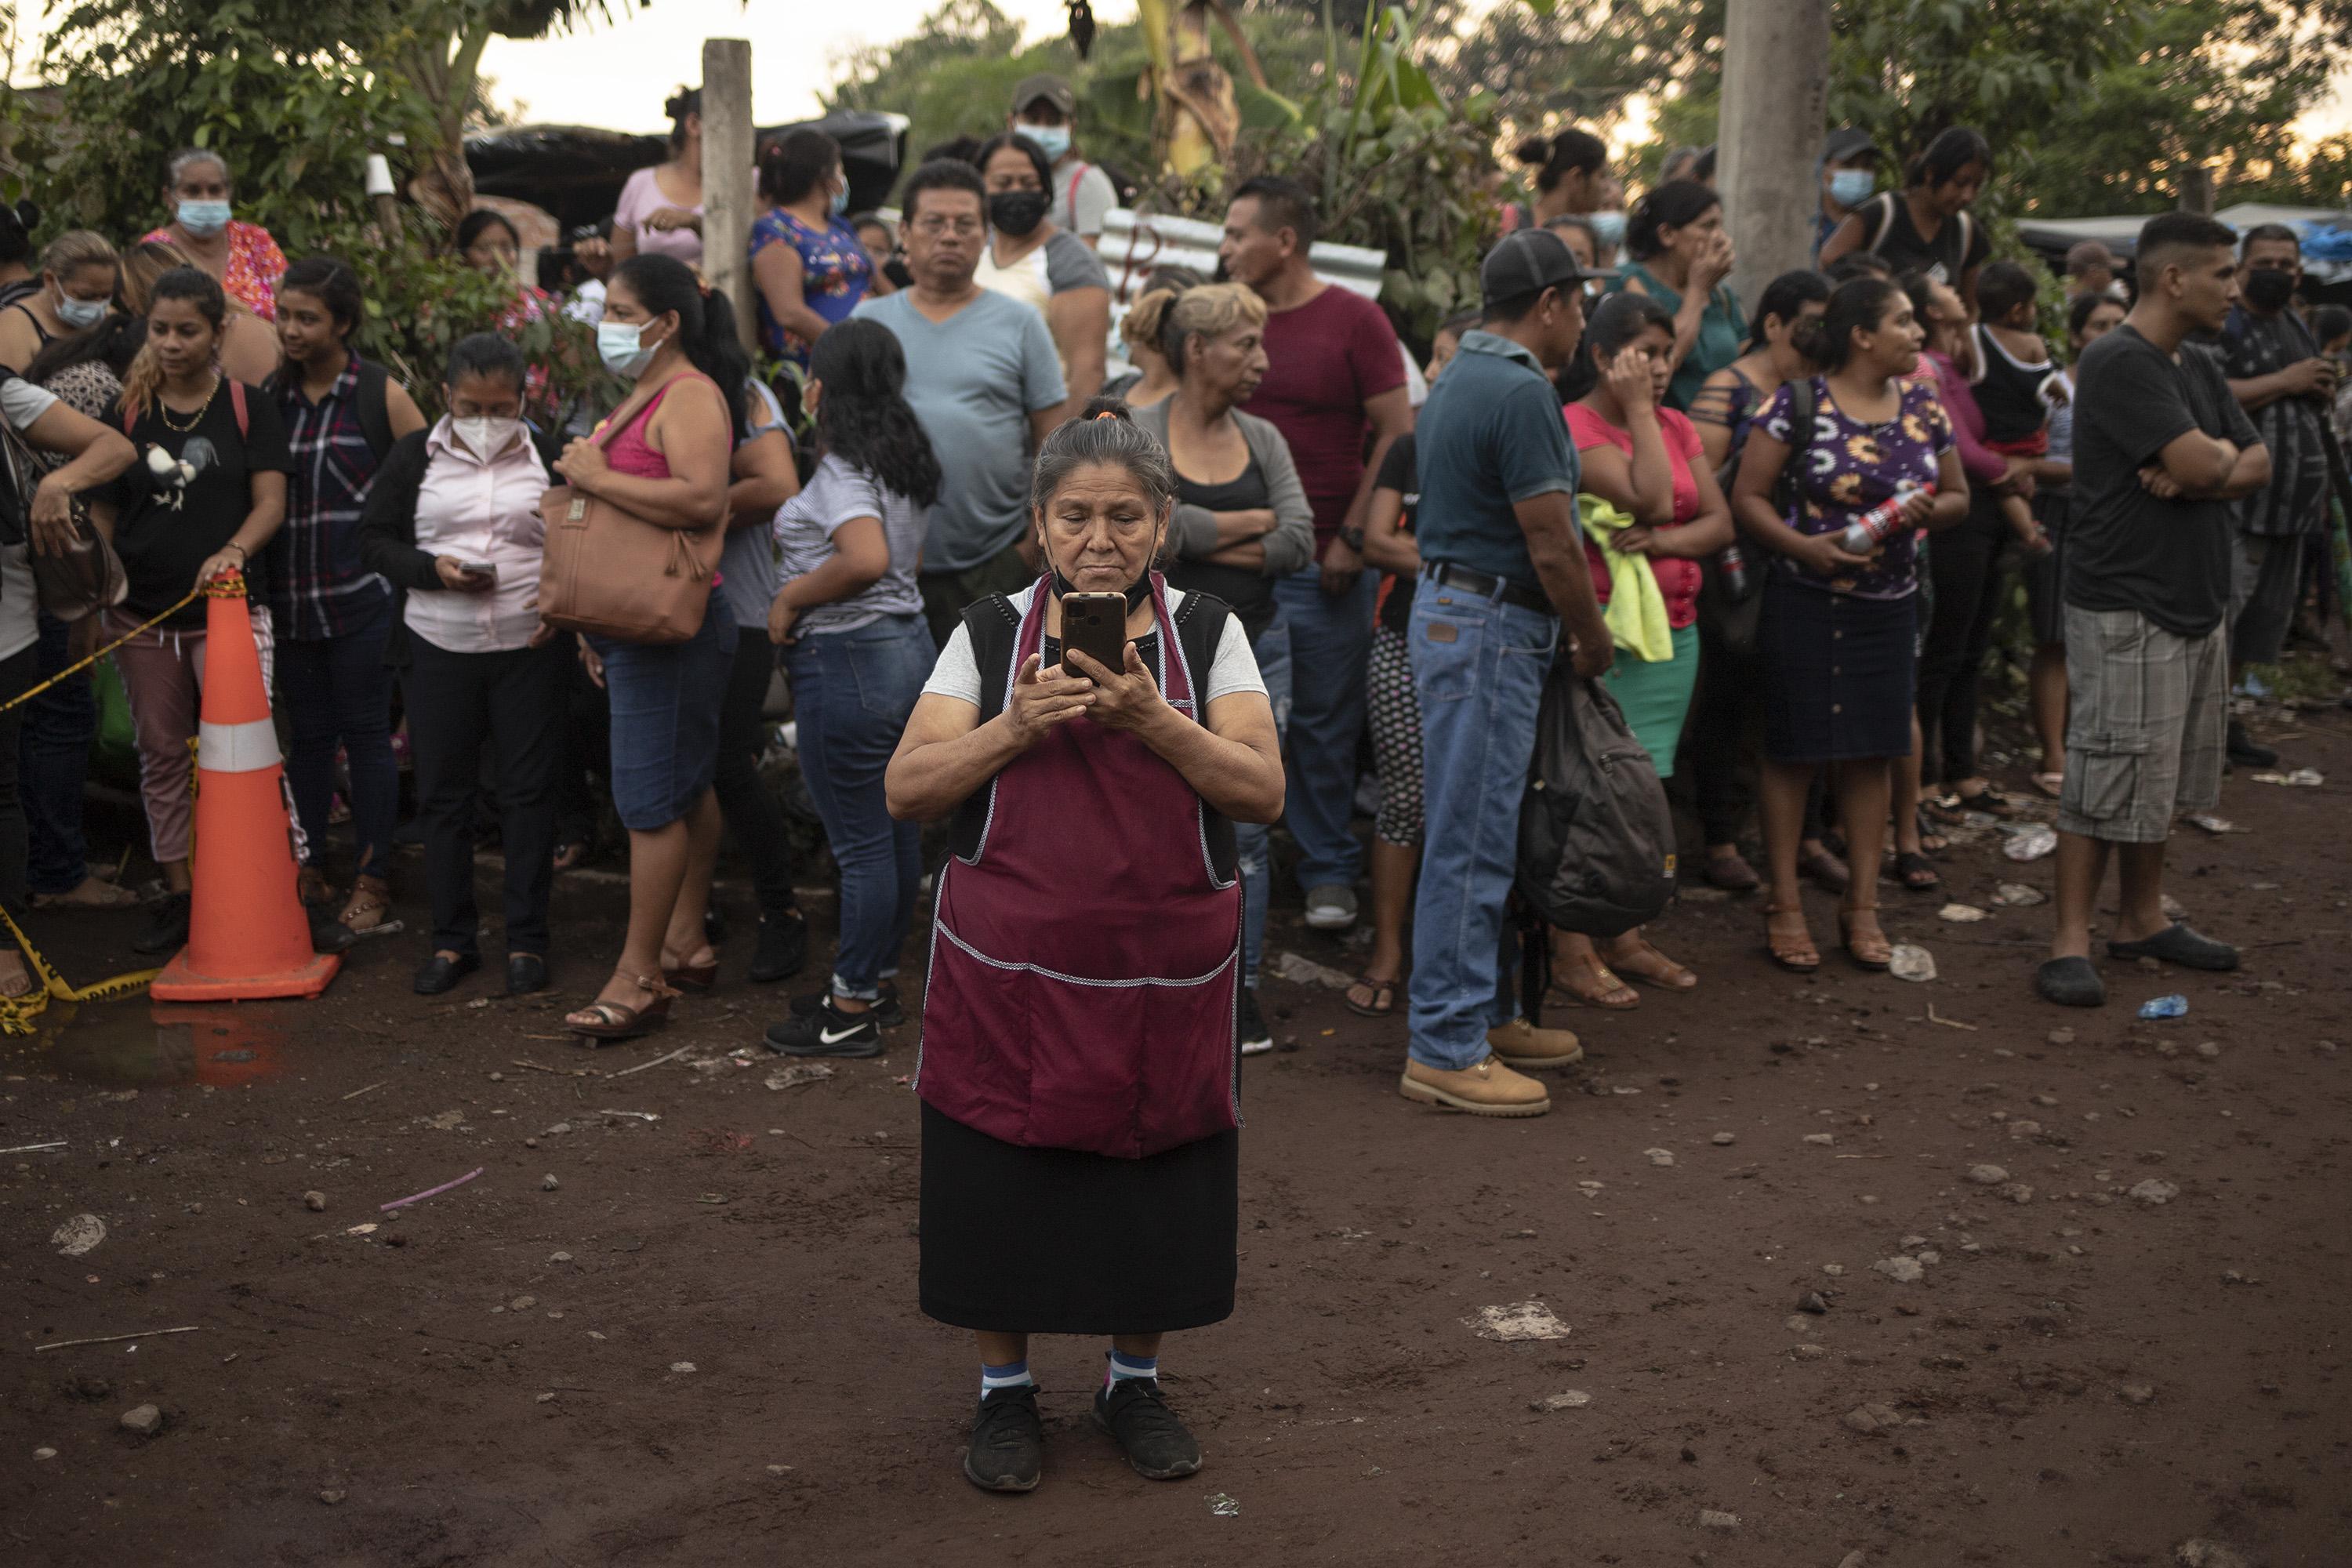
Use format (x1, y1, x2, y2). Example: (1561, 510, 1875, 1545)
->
(1130, 398, 1315, 578)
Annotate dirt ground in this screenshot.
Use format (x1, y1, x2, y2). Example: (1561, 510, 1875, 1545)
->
(3, 697, 2349, 1568)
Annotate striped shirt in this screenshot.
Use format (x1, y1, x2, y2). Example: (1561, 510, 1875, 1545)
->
(2221, 305, 2330, 538)
(272, 355, 389, 640)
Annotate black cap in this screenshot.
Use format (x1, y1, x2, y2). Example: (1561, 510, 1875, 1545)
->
(1480, 229, 1586, 307)
(1822, 127, 1880, 164)
(1011, 74, 1077, 117)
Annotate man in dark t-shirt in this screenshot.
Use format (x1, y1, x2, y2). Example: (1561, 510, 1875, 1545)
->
(1220, 176, 1413, 935)
(2040, 212, 2270, 1011)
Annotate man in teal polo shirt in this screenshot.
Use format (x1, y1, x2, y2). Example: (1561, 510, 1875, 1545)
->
(1400, 229, 1613, 1119)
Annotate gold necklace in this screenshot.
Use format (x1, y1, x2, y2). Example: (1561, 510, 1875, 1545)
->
(157, 376, 220, 434)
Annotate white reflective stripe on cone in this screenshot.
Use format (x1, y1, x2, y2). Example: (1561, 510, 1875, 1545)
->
(198, 717, 281, 774)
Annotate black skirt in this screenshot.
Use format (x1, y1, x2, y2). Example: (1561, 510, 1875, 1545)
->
(1759, 576, 1918, 764)
(918, 1101, 1239, 1335)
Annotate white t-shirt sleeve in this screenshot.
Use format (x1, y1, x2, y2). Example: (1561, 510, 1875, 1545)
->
(1202, 615, 1267, 702)
(1, 376, 61, 432)
(920, 622, 985, 706)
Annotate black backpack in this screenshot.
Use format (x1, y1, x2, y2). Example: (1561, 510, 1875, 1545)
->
(263, 357, 395, 462)
(1515, 665, 1676, 938)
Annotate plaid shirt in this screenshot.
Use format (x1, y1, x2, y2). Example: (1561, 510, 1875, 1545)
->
(271, 356, 389, 640)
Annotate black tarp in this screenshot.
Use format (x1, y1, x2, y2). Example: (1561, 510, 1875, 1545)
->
(465, 111, 909, 234)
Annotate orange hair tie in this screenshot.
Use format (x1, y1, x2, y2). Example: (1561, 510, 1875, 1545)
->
(1093, 409, 1120, 420)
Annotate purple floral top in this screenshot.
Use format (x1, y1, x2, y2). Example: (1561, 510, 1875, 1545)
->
(751, 209, 873, 368)
(1759, 374, 1952, 599)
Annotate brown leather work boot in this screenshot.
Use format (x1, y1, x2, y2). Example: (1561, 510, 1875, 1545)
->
(1399, 1055, 1551, 1117)
(1486, 1016, 1584, 1069)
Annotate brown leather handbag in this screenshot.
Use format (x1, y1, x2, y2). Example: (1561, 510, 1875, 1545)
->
(536, 379, 721, 644)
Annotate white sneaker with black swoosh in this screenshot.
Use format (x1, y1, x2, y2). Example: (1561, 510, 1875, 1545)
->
(763, 997, 884, 1058)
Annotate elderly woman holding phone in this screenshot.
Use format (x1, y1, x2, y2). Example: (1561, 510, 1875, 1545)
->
(887, 401, 1283, 1497)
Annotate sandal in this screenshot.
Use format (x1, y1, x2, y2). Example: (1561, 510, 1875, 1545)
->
(662, 946, 720, 992)
(0, 956, 34, 1000)
(338, 874, 394, 935)
(1550, 946, 1639, 1009)
(1838, 906, 1893, 971)
(1606, 933, 1697, 991)
(1345, 973, 1400, 1018)
(1763, 903, 1820, 973)
(1914, 808, 1949, 855)
(1885, 850, 1940, 892)
(1797, 845, 1850, 894)
(566, 972, 680, 1043)
(32, 876, 138, 911)
(1957, 782, 2019, 817)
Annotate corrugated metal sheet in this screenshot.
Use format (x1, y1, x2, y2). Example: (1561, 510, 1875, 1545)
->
(1096, 207, 1389, 304)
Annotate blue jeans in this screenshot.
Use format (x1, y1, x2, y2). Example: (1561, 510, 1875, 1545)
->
(1404, 582, 1558, 1072)
(21, 612, 95, 898)
(784, 614, 933, 998)
(1234, 612, 1293, 990)
(277, 590, 398, 875)
(1271, 564, 1374, 893)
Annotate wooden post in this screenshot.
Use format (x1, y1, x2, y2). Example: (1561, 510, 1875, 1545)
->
(701, 38, 757, 354)
(1715, 0, 1831, 308)
(2179, 165, 2216, 216)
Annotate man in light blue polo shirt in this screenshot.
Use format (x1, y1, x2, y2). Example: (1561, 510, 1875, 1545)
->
(1401, 229, 1613, 1120)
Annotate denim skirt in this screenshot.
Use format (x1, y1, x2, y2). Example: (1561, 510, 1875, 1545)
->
(1758, 577, 1917, 764)
(588, 591, 735, 831)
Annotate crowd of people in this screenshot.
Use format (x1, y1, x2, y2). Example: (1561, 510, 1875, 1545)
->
(0, 82, 2341, 1493)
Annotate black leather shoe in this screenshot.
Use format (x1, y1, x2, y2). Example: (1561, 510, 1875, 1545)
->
(506, 953, 549, 996)
(413, 951, 481, 996)
(748, 909, 808, 983)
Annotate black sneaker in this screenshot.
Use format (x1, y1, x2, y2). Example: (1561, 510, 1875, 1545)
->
(1092, 1377, 1202, 1480)
(747, 909, 808, 983)
(963, 1385, 1043, 1493)
(1237, 989, 1273, 1057)
(763, 996, 884, 1058)
(792, 979, 906, 1029)
(132, 891, 191, 956)
(2226, 720, 2278, 770)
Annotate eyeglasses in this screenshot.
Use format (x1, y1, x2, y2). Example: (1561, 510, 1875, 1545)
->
(912, 215, 984, 238)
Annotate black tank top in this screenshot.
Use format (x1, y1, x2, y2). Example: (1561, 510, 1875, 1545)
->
(1165, 456, 1276, 642)
(1970, 323, 2056, 445)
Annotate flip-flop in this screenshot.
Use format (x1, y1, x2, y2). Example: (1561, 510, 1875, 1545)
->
(1607, 935, 1696, 991)
(1344, 974, 1399, 1018)
(1884, 850, 1940, 892)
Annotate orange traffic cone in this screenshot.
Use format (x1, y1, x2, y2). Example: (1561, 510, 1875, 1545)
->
(151, 575, 341, 1002)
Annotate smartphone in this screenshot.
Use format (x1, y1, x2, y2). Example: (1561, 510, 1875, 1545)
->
(1058, 593, 1129, 680)
(453, 560, 498, 585)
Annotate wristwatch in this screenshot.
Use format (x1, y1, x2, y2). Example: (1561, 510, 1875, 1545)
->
(1338, 524, 1367, 553)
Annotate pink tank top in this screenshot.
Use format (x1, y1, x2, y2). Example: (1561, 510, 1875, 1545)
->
(598, 372, 714, 477)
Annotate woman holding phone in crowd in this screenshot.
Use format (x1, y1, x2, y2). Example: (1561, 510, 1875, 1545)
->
(887, 403, 1283, 1496)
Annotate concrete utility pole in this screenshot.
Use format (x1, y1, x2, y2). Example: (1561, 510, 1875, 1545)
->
(701, 38, 757, 354)
(1716, 0, 1831, 307)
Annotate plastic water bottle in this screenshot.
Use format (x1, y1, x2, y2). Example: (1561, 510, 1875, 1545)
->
(1716, 542, 1751, 597)
(1839, 481, 1929, 554)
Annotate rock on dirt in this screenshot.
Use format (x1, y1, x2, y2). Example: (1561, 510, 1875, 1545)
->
(1530, 1391, 1590, 1411)
(2131, 1178, 2180, 1205)
(318, 1488, 346, 1505)
(1836, 1553, 1869, 1568)
(1469, 1301, 1572, 1342)
(1697, 1508, 1740, 1530)
(542, 1175, 561, 1192)
(303, 1191, 326, 1212)
(670, 1362, 697, 1374)
(2119, 1384, 2156, 1405)
(1842, 1402, 1906, 1435)
(120, 1405, 163, 1437)
(1998, 1181, 2036, 1204)
(2175, 1543, 2251, 1568)
(1711, 1131, 1736, 1145)
(1871, 1256, 1924, 1283)
(1643, 1148, 1675, 1167)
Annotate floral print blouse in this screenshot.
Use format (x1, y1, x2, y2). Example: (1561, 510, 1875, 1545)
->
(750, 209, 873, 368)
(139, 220, 287, 321)
(1758, 374, 1952, 599)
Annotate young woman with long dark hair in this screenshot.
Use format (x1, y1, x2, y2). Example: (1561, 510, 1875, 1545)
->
(760, 317, 943, 1057)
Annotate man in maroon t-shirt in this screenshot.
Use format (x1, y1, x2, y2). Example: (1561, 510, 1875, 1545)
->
(1219, 177, 1414, 933)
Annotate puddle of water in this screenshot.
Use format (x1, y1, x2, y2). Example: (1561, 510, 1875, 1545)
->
(12, 1000, 297, 1088)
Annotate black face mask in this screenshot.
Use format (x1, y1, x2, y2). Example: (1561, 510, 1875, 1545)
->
(1049, 563, 1153, 612)
(2242, 267, 2297, 313)
(988, 190, 1051, 238)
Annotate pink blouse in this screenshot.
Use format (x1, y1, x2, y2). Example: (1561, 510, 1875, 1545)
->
(614, 165, 703, 266)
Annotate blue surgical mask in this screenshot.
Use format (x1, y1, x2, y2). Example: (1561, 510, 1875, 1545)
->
(597, 320, 655, 379)
(829, 181, 850, 218)
(177, 199, 232, 238)
(1019, 124, 1071, 162)
(1588, 209, 1627, 249)
(54, 287, 108, 330)
(1828, 169, 1875, 208)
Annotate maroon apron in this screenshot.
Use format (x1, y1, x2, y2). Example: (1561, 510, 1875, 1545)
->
(916, 577, 1243, 1160)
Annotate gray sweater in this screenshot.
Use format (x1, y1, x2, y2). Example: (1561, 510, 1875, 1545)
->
(1130, 397, 1315, 578)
